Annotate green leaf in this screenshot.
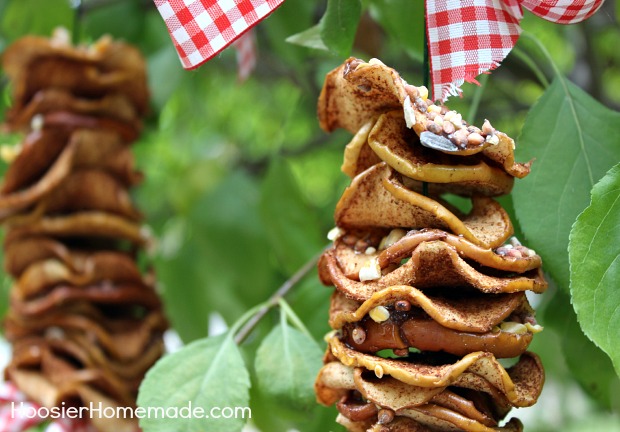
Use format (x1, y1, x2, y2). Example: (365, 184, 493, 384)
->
(138, 333, 250, 432)
(369, 0, 425, 62)
(319, 0, 362, 57)
(255, 322, 324, 409)
(543, 290, 620, 409)
(513, 78, 620, 291)
(259, 158, 325, 274)
(570, 163, 620, 376)
(285, 24, 329, 51)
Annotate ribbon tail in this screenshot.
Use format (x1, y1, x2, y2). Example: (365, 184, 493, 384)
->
(520, 0, 605, 24)
(426, 0, 524, 102)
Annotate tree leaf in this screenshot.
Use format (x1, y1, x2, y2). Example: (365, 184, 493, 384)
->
(285, 24, 329, 51)
(319, 0, 362, 58)
(513, 78, 620, 291)
(255, 322, 324, 409)
(259, 158, 325, 274)
(570, 163, 620, 376)
(138, 333, 250, 432)
(542, 290, 620, 409)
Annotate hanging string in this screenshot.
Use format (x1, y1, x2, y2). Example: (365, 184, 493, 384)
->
(422, 4, 430, 197)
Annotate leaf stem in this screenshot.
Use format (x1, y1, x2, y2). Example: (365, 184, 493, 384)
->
(229, 302, 269, 338)
(233, 248, 325, 344)
(279, 298, 314, 340)
(511, 46, 550, 88)
(520, 32, 563, 81)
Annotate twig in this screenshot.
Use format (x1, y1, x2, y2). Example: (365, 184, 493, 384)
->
(233, 248, 325, 344)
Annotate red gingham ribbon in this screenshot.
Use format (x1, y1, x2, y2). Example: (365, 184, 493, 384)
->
(0, 382, 96, 432)
(154, 0, 604, 98)
(232, 30, 256, 81)
(154, 0, 283, 70)
(427, 0, 605, 100)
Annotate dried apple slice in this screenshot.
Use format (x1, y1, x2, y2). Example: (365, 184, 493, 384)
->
(2, 32, 149, 118)
(8, 337, 136, 408)
(327, 228, 542, 281)
(7, 368, 141, 432)
(11, 282, 161, 317)
(367, 111, 514, 196)
(317, 362, 526, 431)
(319, 57, 531, 178)
(327, 335, 544, 407)
(335, 163, 513, 249)
(341, 121, 383, 178)
(329, 288, 538, 358)
(7, 88, 141, 132)
(4, 236, 73, 277)
(4, 169, 141, 226)
(13, 252, 144, 300)
(5, 211, 149, 247)
(322, 248, 546, 300)
(328, 287, 528, 333)
(5, 307, 167, 361)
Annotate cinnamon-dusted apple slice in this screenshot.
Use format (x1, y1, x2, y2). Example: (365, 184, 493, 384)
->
(322, 248, 546, 299)
(318, 57, 408, 134)
(4, 169, 141, 225)
(326, 336, 544, 408)
(367, 111, 514, 196)
(325, 228, 541, 282)
(4, 211, 149, 247)
(2, 30, 149, 118)
(329, 288, 540, 358)
(376, 229, 542, 273)
(335, 163, 513, 249)
(8, 337, 137, 408)
(7, 367, 140, 432)
(319, 231, 546, 299)
(337, 416, 522, 432)
(6, 88, 141, 133)
(10, 326, 165, 382)
(13, 252, 144, 300)
(4, 236, 74, 278)
(10, 327, 165, 382)
(38, 110, 140, 142)
(0, 128, 141, 218)
(0, 130, 78, 216)
(317, 362, 526, 431)
(5, 306, 167, 362)
(2, 128, 140, 195)
(341, 121, 383, 178)
(319, 57, 531, 178)
(329, 288, 530, 333)
(10, 282, 162, 317)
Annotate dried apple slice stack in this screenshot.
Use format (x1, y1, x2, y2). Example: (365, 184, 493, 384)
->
(315, 58, 547, 432)
(0, 30, 166, 432)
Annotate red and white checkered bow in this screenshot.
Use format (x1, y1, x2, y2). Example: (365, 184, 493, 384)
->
(154, 0, 283, 72)
(427, 0, 605, 100)
(154, 0, 604, 99)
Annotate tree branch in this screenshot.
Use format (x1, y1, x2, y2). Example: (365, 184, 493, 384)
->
(233, 248, 325, 344)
